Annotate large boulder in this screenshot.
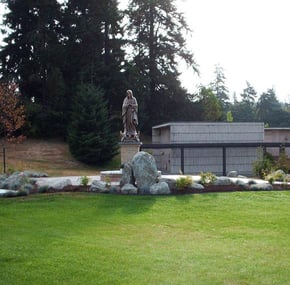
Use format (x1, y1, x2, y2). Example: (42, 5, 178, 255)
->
(131, 151, 158, 193)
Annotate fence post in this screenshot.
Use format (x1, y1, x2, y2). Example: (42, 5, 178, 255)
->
(222, 146, 226, 176)
(180, 147, 184, 174)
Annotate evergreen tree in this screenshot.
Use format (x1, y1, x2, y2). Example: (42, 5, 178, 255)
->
(230, 81, 257, 122)
(0, 0, 66, 137)
(256, 88, 285, 126)
(198, 87, 222, 121)
(126, 0, 198, 128)
(67, 84, 118, 165)
(240, 81, 257, 104)
(62, 0, 125, 116)
(210, 64, 229, 113)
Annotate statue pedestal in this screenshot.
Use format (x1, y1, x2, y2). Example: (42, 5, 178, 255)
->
(119, 142, 142, 164)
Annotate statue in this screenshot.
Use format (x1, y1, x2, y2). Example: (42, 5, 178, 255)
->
(120, 90, 140, 142)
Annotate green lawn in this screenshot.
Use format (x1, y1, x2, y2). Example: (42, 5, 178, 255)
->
(0, 192, 289, 285)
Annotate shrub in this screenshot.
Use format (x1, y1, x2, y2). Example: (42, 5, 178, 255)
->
(253, 151, 275, 178)
(80, 176, 90, 186)
(199, 172, 217, 185)
(176, 176, 193, 190)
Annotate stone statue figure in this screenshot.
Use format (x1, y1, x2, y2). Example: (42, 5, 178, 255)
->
(120, 90, 140, 142)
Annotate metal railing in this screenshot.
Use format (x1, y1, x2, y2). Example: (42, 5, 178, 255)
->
(140, 142, 290, 175)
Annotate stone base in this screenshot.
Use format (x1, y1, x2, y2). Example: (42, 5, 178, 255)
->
(119, 142, 142, 164)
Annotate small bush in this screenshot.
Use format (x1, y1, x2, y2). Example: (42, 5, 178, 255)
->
(253, 151, 275, 178)
(176, 176, 193, 190)
(80, 176, 90, 186)
(199, 172, 217, 185)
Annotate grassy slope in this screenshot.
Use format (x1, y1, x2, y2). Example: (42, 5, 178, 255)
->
(1, 139, 121, 176)
(0, 192, 289, 285)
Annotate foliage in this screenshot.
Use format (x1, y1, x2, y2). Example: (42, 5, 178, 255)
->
(199, 171, 217, 185)
(253, 150, 275, 178)
(198, 87, 222, 121)
(176, 175, 193, 190)
(80, 175, 90, 187)
(125, 0, 198, 129)
(226, 110, 233, 122)
(210, 64, 229, 113)
(265, 169, 288, 184)
(0, 82, 26, 143)
(67, 84, 118, 165)
(276, 148, 289, 173)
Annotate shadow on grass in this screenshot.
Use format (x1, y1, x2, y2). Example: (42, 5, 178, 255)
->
(94, 194, 157, 215)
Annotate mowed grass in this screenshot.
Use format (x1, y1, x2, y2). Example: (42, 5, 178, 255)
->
(0, 192, 289, 285)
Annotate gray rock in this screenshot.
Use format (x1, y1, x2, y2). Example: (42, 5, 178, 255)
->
(158, 177, 176, 190)
(190, 183, 204, 190)
(3, 172, 29, 190)
(23, 170, 49, 177)
(90, 180, 110, 193)
(227, 171, 238, 177)
(250, 183, 273, 190)
(0, 189, 18, 197)
(120, 162, 135, 187)
(150, 182, 170, 195)
(132, 151, 158, 189)
(235, 180, 249, 189)
(49, 179, 72, 191)
(121, 184, 138, 195)
(214, 176, 233, 186)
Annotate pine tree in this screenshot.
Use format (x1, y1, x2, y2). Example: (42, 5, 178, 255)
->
(125, 0, 198, 128)
(67, 84, 118, 165)
(0, 0, 67, 137)
(62, 0, 124, 114)
(210, 64, 229, 112)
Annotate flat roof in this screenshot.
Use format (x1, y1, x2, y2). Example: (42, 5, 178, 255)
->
(152, 122, 264, 129)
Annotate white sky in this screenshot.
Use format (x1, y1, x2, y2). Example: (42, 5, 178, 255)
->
(1, 1, 290, 102)
(176, 0, 290, 102)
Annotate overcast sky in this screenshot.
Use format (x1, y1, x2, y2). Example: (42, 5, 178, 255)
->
(176, 0, 290, 102)
(1, 0, 290, 102)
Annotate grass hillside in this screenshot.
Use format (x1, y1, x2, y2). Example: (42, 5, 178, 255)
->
(1, 139, 121, 176)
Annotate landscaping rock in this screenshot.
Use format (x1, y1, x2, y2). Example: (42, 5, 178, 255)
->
(190, 183, 204, 190)
(132, 151, 158, 190)
(158, 177, 176, 190)
(120, 162, 135, 187)
(49, 178, 72, 191)
(2, 172, 29, 190)
(235, 180, 249, 189)
(120, 184, 138, 194)
(227, 171, 238, 177)
(249, 183, 273, 191)
(214, 176, 233, 186)
(150, 182, 170, 195)
(0, 189, 18, 197)
(90, 180, 110, 193)
(23, 170, 49, 177)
